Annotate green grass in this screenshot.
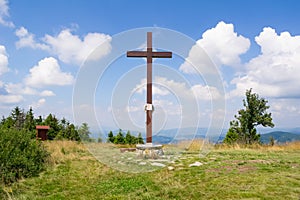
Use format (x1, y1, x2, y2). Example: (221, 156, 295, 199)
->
(1, 141, 300, 200)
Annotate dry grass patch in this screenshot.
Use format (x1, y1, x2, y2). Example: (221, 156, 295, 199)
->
(215, 141, 300, 151)
(176, 139, 209, 152)
(44, 140, 89, 165)
(282, 141, 300, 150)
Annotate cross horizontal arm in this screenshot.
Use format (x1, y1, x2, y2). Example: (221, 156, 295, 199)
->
(127, 51, 172, 58)
(152, 52, 172, 58)
(127, 51, 147, 57)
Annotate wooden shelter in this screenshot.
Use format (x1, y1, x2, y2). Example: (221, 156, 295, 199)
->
(36, 125, 50, 141)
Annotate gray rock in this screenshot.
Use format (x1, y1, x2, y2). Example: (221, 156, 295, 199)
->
(151, 162, 166, 167)
(189, 161, 203, 167)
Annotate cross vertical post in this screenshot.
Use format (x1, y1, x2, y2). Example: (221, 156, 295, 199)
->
(146, 32, 153, 143)
(127, 32, 172, 144)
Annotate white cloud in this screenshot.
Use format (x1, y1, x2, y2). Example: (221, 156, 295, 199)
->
(25, 57, 74, 88)
(0, 0, 14, 27)
(153, 99, 181, 115)
(3, 83, 55, 97)
(154, 76, 222, 101)
(0, 83, 54, 107)
(126, 105, 141, 113)
(15, 27, 112, 65)
(268, 99, 300, 127)
(133, 76, 222, 101)
(133, 78, 170, 96)
(15, 27, 49, 50)
(30, 98, 46, 109)
(199, 21, 250, 67)
(0, 45, 9, 75)
(43, 29, 112, 65)
(0, 94, 23, 104)
(275, 103, 298, 113)
(180, 21, 250, 74)
(40, 90, 55, 96)
(191, 84, 222, 100)
(230, 27, 300, 98)
(5, 83, 36, 95)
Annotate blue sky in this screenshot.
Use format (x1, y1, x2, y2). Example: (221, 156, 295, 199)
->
(0, 0, 300, 133)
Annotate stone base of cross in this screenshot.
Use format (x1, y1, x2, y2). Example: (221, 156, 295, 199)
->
(136, 143, 163, 159)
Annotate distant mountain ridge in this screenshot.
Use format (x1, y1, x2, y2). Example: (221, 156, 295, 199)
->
(94, 127, 300, 144)
(153, 128, 300, 144)
(260, 131, 300, 144)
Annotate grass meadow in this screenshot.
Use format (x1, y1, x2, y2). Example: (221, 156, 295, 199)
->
(1, 140, 300, 199)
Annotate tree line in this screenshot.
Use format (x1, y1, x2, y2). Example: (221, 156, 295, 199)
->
(107, 129, 144, 145)
(0, 106, 92, 141)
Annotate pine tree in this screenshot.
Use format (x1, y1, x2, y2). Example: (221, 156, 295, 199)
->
(107, 131, 114, 143)
(44, 114, 60, 140)
(224, 89, 274, 144)
(125, 130, 133, 144)
(114, 129, 125, 144)
(137, 132, 144, 144)
(24, 107, 36, 132)
(78, 122, 91, 141)
(11, 106, 25, 130)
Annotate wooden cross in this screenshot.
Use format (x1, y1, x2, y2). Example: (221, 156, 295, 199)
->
(127, 32, 172, 143)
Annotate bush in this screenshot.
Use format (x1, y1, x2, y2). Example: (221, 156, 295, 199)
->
(0, 128, 49, 185)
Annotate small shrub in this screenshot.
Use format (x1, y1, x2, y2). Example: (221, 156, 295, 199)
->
(0, 128, 49, 185)
(269, 136, 275, 146)
(61, 147, 66, 155)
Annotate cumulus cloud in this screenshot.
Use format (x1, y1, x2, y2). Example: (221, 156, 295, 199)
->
(270, 99, 300, 116)
(15, 27, 112, 65)
(133, 78, 170, 96)
(4, 83, 56, 97)
(180, 21, 250, 74)
(191, 84, 222, 100)
(40, 90, 55, 96)
(5, 83, 36, 95)
(132, 76, 222, 101)
(230, 27, 300, 98)
(25, 57, 74, 88)
(0, 0, 14, 27)
(44, 29, 112, 65)
(153, 99, 181, 115)
(30, 98, 46, 109)
(267, 98, 300, 127)
(15, 27, 49, 50)
(155, 76, 222, 101)
(0, 45, 9, 75)
(0, 94, 23, 104)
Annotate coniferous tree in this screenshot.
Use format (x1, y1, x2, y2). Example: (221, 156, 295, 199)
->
(137, 132, 144, 144)
(35, 115, 43, 124)
(11, 106, 25, 130)
(44, 114, 60, 140)
(66, 124, 80, 141)
(24, 107, 36, 132)
(224, 89, 274, 144)
(107, 131, 114, 143)
(125, 130, 133, 144)
(114, 129, 125, 144)
(78, 122, 91, 141)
